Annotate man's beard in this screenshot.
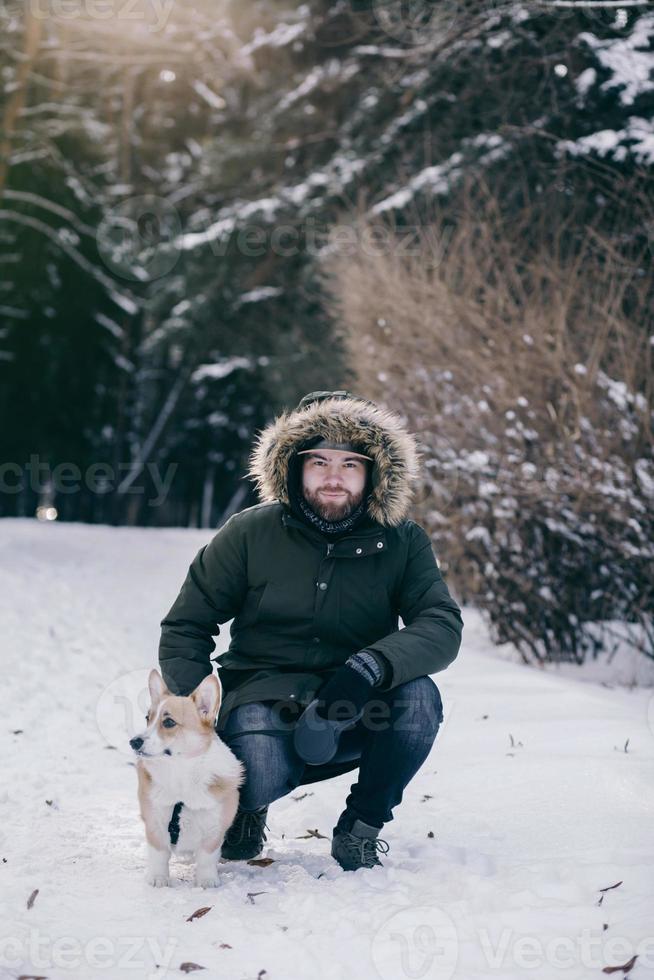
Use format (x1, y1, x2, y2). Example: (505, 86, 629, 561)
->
(302, 485, 365, 522)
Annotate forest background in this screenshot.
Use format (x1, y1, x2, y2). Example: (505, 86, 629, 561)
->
(1, 0, 652, 664)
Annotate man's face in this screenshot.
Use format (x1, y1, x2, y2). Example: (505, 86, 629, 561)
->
(301, 449, 368, 521)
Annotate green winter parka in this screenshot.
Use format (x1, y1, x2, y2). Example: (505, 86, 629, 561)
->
(158, 393, 463, 729)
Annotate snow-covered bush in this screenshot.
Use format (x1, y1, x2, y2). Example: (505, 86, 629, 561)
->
(324, 184, 653, 664)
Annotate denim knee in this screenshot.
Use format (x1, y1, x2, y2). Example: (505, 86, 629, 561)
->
(220, 700, 292, 738)
(220, 702, 303, 809)
(231, 732, 300, 809)
(386, 676, 443, 738)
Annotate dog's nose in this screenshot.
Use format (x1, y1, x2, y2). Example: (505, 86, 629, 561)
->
(130, 736, 144, 751)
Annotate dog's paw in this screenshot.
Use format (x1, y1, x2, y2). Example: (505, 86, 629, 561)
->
(147, 874, 171, 888)
(195, 875, 220, 889)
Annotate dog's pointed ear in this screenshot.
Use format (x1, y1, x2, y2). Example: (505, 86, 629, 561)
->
(148, 669, 169, 708)
(191, 674, 221, 723)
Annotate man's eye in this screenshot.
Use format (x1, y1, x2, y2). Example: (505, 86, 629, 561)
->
(162, 717, 177, 728)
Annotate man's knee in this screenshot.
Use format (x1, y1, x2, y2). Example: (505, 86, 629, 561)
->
(220, 703, 304, 808)
(226, 730, 302, 808)
(219, 700, 294, 738)
(386, 676, 443, 738)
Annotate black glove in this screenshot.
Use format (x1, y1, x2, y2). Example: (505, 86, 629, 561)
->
(314, 663, 375, 722)
(293, 652, 388, 765)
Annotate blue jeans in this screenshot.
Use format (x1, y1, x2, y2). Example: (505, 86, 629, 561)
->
(219, 676, 443, 831)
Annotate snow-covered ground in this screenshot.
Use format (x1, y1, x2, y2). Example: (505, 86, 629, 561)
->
(0, 517, 652, 980)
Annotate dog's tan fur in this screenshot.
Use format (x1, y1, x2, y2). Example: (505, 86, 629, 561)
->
(136, 766, 167, 851)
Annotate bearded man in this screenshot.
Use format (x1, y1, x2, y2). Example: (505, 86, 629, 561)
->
(159, 390, 463, 871)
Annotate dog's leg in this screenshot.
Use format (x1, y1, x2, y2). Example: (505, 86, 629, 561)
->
(138, 763, 172, 886)
(194, 844, 221, 889)
(193, 800, 236, 888)
(146, 841, 171, 887)
(144, 811, 172, 887)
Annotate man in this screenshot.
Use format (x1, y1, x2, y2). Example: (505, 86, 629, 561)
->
(159, 390, 463, 871)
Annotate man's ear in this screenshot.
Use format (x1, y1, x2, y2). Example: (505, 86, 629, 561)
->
(148, 669, 169, 710)
(191, 674, 221, 723)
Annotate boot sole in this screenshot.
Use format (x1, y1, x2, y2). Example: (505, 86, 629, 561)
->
(221, 846, 264, 861)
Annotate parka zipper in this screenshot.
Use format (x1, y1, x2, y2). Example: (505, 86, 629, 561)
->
(326, 543, 333, 556)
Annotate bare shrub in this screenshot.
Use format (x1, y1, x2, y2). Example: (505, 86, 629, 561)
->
(322, 176, 653, 663)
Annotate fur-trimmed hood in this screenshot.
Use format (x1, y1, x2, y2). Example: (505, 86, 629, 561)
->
(248, 392, 420, 527)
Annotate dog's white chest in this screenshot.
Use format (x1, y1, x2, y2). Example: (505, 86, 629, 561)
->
(141, 742, 243, 860)
(150, 769, 214, 810)
(168, 801, 221, 857)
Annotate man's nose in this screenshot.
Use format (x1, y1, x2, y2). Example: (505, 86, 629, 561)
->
(130, 736, 144, 751)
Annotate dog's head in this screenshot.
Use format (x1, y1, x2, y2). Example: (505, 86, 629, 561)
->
(129, 669, 221, 759)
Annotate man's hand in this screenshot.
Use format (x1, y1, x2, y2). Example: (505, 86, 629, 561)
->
(293, 652, 387, 764)
(314, 662, 375, 722)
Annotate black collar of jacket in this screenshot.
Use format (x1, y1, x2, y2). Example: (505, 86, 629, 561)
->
(281, 508, 388, 556)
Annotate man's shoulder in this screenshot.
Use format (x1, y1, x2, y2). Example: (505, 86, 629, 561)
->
(385, 517, 428, 543)
(222, 500, 283, 532)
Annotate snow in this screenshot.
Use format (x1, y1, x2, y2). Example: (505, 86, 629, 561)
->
(0, 305, 29, 320)
(107, 290, 139, 316)
(1, 518, 653, 980)
(237, 286, 283, 305)
(558, 117, 654, 164)
(373, 135, 509, 214)
(486, 30, 512, 49)
(372, 156, 461, 213)
(276, 61, 358, 114)
(634, 458, 654, 499)
(242, 21, 306, 56)
(191, 81, 226, 111)
(113, 353, 135, 374)
(465, 526, 493, 547)
(181, 148, 368, 252)
(181, 198, 280, 250)
(596, 369, 641, 411)
(353, 45, 415, 59)
(579, 14, 654, 106)
(190, 357, 252, 383)
(380, 98, 429, 146)
(94, 313, 124, 339)
(576, 67, 597, 97)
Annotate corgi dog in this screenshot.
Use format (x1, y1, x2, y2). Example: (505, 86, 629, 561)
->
(130, 669, 244, 888)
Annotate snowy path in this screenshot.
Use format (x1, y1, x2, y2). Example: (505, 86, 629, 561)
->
(0, 518, 652, 980)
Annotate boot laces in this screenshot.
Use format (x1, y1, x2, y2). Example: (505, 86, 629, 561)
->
(342, 831, 389, 867)
(226, 808, 269, 845)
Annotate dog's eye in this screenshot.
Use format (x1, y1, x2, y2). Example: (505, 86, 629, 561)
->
(162, 717, 177, 728)
(145, 712, 150, 724)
